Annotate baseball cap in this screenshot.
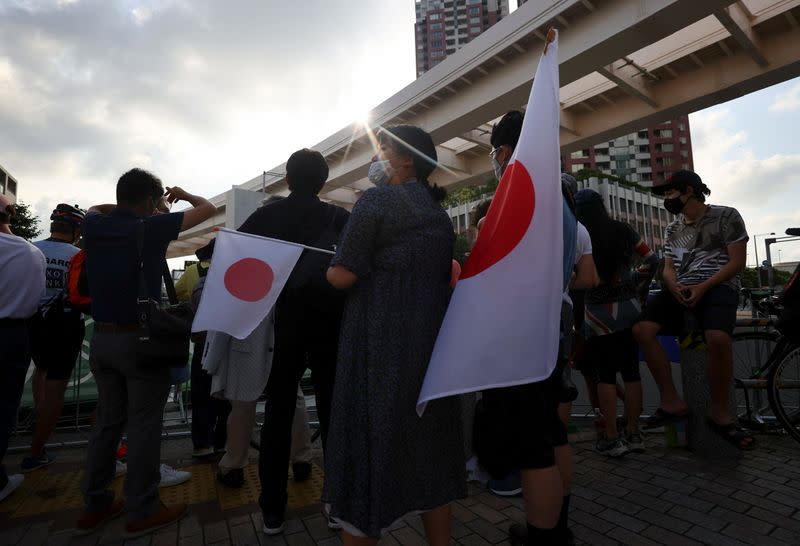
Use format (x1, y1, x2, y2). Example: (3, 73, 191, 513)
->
(651, 170, 704, 196)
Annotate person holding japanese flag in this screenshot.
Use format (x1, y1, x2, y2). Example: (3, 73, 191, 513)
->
(417, 30, 577, 545)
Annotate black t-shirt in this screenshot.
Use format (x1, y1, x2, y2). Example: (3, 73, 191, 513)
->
(238, 192, 349, 244)
(83, 208, 184, 323)
(238, 192, 350, 321)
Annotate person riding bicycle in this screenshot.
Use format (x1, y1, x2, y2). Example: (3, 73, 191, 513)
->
(632, 170, 755, 450)
(23, 204, 87, 472)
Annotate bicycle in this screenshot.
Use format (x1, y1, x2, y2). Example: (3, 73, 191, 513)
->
(731, 228, 800, 443)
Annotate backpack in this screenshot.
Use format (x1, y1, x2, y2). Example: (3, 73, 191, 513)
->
(283, 207, 344, 302)
(67, 249, 92, 313)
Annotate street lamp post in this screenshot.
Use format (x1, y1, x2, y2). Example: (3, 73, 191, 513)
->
(754, 232, 775, 287)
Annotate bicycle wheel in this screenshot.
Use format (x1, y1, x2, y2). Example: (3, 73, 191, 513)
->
(768, 343, 800, 444)
(731, 331, 780, 425)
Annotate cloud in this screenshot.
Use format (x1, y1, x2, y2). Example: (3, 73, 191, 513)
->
(768, 81, 800, 114)
(0, 0, 415, 232)
(690, 108, 800, 264)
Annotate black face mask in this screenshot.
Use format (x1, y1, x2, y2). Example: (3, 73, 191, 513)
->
(663, 196, 686, 215)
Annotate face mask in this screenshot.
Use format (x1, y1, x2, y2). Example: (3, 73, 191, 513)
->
(492, 157, 504, 181)
(368, 160, 393, 187)
(663, 195, 686, 215)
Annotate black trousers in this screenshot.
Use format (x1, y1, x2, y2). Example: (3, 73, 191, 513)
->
(0, 319, 30, 490)
(190, 334, 231, 451)
(258, 318, 338, 516)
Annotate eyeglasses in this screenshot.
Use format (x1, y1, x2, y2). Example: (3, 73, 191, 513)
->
(489, 147, 501, 160)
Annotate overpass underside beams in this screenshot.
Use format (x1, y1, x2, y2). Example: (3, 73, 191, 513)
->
(174, 0, 800, 256)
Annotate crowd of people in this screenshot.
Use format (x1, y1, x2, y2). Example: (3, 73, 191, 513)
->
(0, 112, 754, 545)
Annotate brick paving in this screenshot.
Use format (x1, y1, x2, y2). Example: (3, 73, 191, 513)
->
(2, 430, 800, 545)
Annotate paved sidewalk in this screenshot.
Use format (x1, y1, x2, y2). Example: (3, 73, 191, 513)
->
(2, 429, 800, 545)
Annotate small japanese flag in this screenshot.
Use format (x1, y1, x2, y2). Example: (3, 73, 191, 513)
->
(192, 229, 303, 339)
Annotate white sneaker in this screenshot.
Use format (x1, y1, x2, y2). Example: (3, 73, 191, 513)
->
(159, 464, 191, 488)
(597, 436, 630, 458)
(115, 460, 127, 477)
(0, 474, 24, 502)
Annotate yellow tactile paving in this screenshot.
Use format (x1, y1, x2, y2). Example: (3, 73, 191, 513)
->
(217, 464, 261, 511)
(217, 463, 324, 511)
(0, 468, 47, 513)
(287, 463, 324, 509)
(12, 469, 121, 517)
(5, 462, 321, 518)
(159, 464, 217, 506)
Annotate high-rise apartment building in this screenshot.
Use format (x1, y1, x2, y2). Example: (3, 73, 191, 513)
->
(413, 1, 695, 190)
(563, 116, 694, 186)
(415, 0, 510, 77)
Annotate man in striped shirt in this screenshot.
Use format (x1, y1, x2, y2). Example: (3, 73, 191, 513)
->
(633, 170, 754, 450)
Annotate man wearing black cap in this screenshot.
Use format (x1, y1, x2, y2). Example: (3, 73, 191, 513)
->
(633, 170, 754, 449)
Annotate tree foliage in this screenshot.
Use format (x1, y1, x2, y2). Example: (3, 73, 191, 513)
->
(441, 177, 498, 208)
(453, 233, 471, 266)
(573, 168, 653, 193)
(9, 201, 41, 241)
(741, 266, 791, 289)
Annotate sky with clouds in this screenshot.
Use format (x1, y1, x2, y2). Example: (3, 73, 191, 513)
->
(2, 0, 798, 264)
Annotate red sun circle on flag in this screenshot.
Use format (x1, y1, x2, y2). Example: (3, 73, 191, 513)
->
(224, 258, 274, 302)
(461, 160, 536, 279)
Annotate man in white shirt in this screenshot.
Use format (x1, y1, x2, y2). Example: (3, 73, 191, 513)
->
(0, 195, 46, 502)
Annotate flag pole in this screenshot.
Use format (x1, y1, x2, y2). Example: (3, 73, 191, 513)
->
(215, 227, 336, 255)
(543, 27, 557, 55)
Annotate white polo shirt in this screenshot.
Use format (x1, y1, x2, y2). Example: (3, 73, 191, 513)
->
(0, 232, 46, 319)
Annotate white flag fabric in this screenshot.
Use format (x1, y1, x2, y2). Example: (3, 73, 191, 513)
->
(417, 31, 563, 415)
(192, 228, 303, 340)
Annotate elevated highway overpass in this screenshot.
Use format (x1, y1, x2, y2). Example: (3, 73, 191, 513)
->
(170, 0, 800, 258)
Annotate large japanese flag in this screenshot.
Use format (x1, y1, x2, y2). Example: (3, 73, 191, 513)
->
(418, 31, 563, 415)
(192, 228, 303, 339)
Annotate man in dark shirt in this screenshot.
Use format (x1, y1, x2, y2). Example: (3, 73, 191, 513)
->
(77, 168, 215, 537)
(238, 149, 349, 534)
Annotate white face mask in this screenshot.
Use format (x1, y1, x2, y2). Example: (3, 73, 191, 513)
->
(368, 159, 394, 187)
(492, 157, 504, 182)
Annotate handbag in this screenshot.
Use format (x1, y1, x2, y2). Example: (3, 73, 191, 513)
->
(135, 221, 193, 368)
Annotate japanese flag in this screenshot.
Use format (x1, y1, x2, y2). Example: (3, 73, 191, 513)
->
(417, 30, 563, 414)
(192, 229, 303, 339)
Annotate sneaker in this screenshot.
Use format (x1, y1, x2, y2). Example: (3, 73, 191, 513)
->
(216, 468, 244, 488)
(192, 446, 215, 458)
(125, 503, 187, 538)
(597, 436, 629, 458)
(324, 507, 342, 530)
(20, 451, 55, 473)
(0, 474, 24, 503)
(115, 460, 127, 478)
(159, 464, 191, 488)
(262, 513, 285, 535)
(292, 462, 311, 482)
(75, 499, 125, 536)
(626, 432, 645, 453)
(488, 470, 522, 497)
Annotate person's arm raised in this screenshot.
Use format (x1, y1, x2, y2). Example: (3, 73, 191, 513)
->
(87, 204, 115, 214)
(164, 187, 216, 231)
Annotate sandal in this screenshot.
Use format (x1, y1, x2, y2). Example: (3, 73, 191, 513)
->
(706, 419, 756, 451)
(642, 407, 689, 429)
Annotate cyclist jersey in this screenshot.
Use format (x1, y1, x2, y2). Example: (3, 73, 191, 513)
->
(33, 238, 81, 312)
